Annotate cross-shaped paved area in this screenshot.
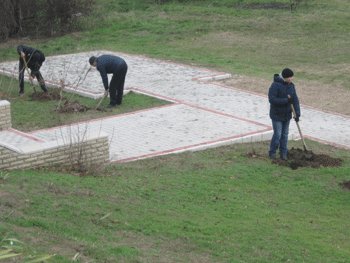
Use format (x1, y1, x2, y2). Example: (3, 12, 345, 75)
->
(0, 50, 349, 163)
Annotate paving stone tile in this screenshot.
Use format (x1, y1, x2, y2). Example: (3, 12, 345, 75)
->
(1, 50, 349, 163)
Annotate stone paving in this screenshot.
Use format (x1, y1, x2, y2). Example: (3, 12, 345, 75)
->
(0, 50, 349, 163)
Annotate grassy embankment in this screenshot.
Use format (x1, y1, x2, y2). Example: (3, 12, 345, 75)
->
(1, 140, 350, 262)
(1, 0, 350, 262)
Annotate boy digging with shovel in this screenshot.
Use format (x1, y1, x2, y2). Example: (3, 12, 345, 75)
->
(268, 68, 301, 161)
(17, 45, 49, 96)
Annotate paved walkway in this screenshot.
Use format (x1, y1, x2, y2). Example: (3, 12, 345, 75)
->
(0, 50, 349, 162)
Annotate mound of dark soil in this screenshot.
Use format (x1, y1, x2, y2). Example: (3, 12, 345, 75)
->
(272, 147, 343, 170)
(56, 100, 105, 114)
(339, 181, 350, 190)
(246, 147, 343, 170)
(57, 100, 89, 113)
(29, 90, 67, 102)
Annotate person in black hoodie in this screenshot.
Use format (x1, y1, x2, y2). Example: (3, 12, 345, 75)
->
(268, 68, 300, 161)
(17, 45, 48, 95)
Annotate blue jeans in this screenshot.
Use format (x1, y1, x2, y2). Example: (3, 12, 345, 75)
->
(269, 119, 290, 156)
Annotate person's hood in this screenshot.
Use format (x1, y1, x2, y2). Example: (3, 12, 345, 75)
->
(273, 73, 288, 84)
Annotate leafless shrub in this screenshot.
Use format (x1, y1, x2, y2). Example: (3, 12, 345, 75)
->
(0, 70, 18, 100)
(58, 122, 111, 177)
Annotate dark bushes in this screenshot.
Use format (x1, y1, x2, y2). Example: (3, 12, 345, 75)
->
(0, 0, 93, 40)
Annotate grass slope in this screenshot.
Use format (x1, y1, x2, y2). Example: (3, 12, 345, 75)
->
(0, 74, 171, 132)
(1, 0, 350, 89)
(1, 141, 350, 262)
(1, 0, 350, 262)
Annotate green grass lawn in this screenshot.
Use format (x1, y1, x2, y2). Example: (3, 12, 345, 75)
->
(0, 74, 171, 132)
(1, 0, 350, 89)
(1, 140, 350, 262)
(1, 0, 350, 262)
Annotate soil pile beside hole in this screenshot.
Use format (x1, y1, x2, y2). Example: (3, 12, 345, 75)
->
(29, 90, 67, 102)
(56, 100, 106, 114)
(57, 100, 89, 113)
(339, 181, 350, 190)
(272, 147, 343, 170)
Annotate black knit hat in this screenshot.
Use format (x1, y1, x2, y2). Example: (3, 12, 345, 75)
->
(282, 68, 293, 78)
(89, 56, 97, 65)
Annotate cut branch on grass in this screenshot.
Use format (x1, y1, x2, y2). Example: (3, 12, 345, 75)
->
(0, 237, 54, 262)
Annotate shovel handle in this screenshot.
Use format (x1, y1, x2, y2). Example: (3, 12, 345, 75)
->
(22, 56, 34, 85)
(95, 93, 107, 110)
(288, 95, 308, 151)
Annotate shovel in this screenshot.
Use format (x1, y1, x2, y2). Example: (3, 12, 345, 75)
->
(288, 95, 313, 160)
(94, 93, 107, 110)
(22, 55, 37, 93)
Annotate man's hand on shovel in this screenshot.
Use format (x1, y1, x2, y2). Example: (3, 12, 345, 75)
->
(288, 97, 300, 122)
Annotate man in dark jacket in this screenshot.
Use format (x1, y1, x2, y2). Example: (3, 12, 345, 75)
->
(17, 45, 48, 95)
(268, 68, 301, 161)
(89, 55, 128, 108)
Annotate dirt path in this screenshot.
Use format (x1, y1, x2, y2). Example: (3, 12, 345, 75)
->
(217, 75, 350, 116)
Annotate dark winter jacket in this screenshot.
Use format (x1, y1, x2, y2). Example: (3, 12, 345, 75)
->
(269, 74, 301, 122)
(96, 55, 127, 90)
(17, 45, 45, 75)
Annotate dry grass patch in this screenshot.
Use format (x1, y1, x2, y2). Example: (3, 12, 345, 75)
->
(110, 232, 214, 263)
(217, 74, 350, 116)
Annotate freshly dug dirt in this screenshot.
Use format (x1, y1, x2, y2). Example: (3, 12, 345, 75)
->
(272, 147, 344, 170)
(56, 100, 105, 114)
(29, 90, 67, 102)
(246, 147, 343, 170)
(29, 91, 106, 113)
(339, 181, 350, 190)
(57, 100, 89, 113)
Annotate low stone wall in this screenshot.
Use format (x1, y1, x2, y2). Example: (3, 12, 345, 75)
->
(0, 135, 110, 171)
(0, 100, 11, 130)
(0, 100, 110, 171)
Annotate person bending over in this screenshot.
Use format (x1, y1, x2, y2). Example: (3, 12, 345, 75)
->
(17, 45, 48, 95)
(89, 55, 128, 108)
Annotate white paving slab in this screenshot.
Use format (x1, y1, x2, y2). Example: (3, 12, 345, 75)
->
(27, 104, 269, 162)
(0, 50, 349, 164)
